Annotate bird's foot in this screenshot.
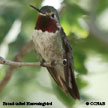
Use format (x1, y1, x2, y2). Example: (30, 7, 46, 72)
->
(40, 59, 46, 67)
(51, 60, 56, 66)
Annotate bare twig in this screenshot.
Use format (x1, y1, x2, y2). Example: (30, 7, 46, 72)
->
(0, 40, 33, 92)
(0, 56, 52, 67)
(0, 56, 66, 67)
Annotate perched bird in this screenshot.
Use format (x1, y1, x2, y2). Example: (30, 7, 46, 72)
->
(30, 5, 80, 99)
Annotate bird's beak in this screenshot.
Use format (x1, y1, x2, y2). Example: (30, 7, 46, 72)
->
(30, 5, 46, 15)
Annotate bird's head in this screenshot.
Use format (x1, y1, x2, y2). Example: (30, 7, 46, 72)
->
(30, 5, 60, 33)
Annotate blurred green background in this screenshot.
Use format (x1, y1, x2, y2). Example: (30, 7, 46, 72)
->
(0, 0, 108, 108)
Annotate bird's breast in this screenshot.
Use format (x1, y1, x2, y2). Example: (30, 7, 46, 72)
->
(32, 30, 64, 62)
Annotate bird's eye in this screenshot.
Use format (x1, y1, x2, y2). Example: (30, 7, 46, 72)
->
(51, 14, 55, 18)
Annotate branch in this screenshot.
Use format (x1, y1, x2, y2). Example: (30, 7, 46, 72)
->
(0, 40, 33, 92)
(0, 56, 51, 67)
(0, 56, 67, 67)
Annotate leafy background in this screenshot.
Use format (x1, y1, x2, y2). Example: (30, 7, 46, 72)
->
(0, 0, 108, 108)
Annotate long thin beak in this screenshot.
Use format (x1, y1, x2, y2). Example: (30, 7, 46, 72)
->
(30, 5, 45, 15)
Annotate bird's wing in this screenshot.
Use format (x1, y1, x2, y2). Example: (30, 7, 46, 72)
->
(47, 27, 80, 99)
(60, 27, 80, 99)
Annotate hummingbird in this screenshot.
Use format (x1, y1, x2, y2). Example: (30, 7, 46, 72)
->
(30, 5, 80, 99)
